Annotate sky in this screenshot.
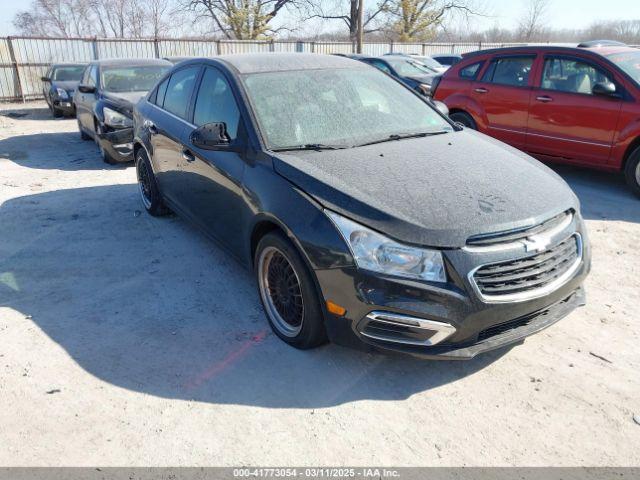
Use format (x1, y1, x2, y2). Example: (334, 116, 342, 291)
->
(0, 0, 638, 37)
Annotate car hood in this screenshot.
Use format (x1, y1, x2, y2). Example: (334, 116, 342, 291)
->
(405, 74, 436, 85)
(103, 91, 146, 111)
(272, 130, 579, 248)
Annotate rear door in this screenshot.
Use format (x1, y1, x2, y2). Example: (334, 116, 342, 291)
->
(146, 65, 200, 205)
(179, 65, 248, 253)
(526, 54, 623, 166)
(470, 55, 537, 149)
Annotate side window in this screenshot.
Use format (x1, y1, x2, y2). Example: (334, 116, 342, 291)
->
(162, 66, 199, 119)
(541, 57, 614, 95)
(459, 62, 483, 80)
(193, 67, 241, 140)
(482, 56, 534, 87)
(369, 60, 392, 75)
(154, 77, 170, 107)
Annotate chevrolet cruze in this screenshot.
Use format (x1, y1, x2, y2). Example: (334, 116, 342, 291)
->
(133, 53, 590, 360)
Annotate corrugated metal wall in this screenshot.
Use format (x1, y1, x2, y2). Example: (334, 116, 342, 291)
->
(0, 36, 592, 102)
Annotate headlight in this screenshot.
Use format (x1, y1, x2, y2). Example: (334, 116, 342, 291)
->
(326, 211, 446, 283)
(56, 88, 69, 99)
(103, 107, 133, 128)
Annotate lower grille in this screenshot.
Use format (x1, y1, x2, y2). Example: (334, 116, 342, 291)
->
(472, 234, 581, 300)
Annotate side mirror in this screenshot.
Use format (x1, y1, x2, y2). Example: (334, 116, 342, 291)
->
(78, 84, 96, 94)
(432, 100, 449, 117)
(592, 82, 617, 97)
(190, 122, 230, 149)
(41, 76, 51, 82)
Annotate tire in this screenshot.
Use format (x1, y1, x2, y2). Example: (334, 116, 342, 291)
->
(95, 122, 117, 165)
(78, 119, 91, 140)
(450, 111, 477, 130)
(52, 106, 63, 118)
(624, 145, 640, 198)
(255, 231, 328, 349)
(136, 148, 169, 217)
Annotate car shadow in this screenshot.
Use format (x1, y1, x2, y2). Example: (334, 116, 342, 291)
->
(0, 132, 128, 171)
(551, 164, 640, 223)
(0, 185, 509, 409)
(0, 105, 60, 121)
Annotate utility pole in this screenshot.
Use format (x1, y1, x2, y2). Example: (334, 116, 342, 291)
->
(356, 0, 364, 53)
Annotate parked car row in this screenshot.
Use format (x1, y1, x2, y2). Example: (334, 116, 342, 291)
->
(35, 48, 613, 360)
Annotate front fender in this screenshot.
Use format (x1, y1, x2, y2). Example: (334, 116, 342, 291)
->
(243, 161, 353, 271)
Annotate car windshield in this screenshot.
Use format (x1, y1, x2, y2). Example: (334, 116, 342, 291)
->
(607, 51, 640, 85)
(242, 67, 453, 150)
(101, 66, 170, 93)
(52, 66, 85, 81)
(386, 58, 435, 76)
(413, 56, 444, 70)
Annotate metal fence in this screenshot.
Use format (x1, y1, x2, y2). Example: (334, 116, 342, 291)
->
(0, 36, 590, 102)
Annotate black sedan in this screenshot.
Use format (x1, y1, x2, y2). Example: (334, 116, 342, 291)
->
(133, 53, 590, 360)
(41, 63, 86, 117)
(347, 55, 441, 95)
(74, 58, 171, 164)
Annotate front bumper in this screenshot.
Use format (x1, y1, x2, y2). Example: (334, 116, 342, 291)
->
(314, 220, 591, 360)
(97, 127, 134, 162)
(52, 99, 75, 114)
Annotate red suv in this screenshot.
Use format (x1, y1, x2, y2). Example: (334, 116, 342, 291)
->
(433, 44, 640, 195)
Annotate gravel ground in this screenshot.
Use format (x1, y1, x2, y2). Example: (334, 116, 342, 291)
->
(0, 101, 638, 466)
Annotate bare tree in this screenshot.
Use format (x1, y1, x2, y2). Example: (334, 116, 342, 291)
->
(181, 0, 298, 39)
(517, 0, 550, 41)
(13, 0, 94, 37)
(302, 0, 391, 43)
(383, 0, 484, 42)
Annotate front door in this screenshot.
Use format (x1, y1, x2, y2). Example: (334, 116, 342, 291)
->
(526, 55, 623, 166)
(146, 66, 200, 206)
(179, 66, 248, 255)
(76, 65, 98, 132)
(470, 55, 537, 149)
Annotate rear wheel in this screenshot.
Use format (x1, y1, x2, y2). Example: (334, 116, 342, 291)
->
(136, 149, 169, 216)
(450, 111, 477, 130)
(255, 232, 327, 349)
(624, 146, 640, 198)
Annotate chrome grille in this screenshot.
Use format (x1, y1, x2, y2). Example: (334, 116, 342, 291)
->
(472, 235, 581, 301)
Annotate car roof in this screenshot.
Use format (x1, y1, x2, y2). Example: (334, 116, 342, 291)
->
(462, 45, 639, 59)
(50, 62, 87, 67)
(210, 53, 367, 74)
(91, 58, 172, 67)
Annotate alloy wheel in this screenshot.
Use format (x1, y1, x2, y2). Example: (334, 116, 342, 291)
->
(136, 156, 153, 210)
(258, 246, 305, 337)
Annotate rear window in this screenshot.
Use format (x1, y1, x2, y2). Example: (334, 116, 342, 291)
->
(459, 62, 483, 80)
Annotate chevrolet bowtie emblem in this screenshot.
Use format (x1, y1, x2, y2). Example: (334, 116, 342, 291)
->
(521, 235, 550, 253)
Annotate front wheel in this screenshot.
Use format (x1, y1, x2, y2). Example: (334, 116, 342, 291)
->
(136, 149, 169, 216)
(78, 119, 91, 140)
(255, 232, 327, 349)
(449, 111, 477, 130)
(624, 146, 640, 198)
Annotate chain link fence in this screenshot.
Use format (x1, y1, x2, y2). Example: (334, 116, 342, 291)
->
(0, 36, 607, 102)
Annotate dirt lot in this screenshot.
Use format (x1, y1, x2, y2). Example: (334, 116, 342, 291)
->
(0, 101, 638, 466)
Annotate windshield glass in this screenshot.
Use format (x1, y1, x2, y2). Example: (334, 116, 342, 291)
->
(52, 66, 85, 81)
(386, 58, 434, 76)
(413, 56, 443, 70)
(243, 67, 453, 150)
(101, 66, 170, 93)
(607, 51, 640, 84)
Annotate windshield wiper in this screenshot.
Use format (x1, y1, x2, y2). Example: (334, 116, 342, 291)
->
(272, 143, 349, 152)
(356, 130, 450, 147)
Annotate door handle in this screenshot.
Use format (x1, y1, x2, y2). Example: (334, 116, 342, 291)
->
(182, 149, 196, 163)
(536, 96, 553, 103)
(474, 87, 488, 94)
